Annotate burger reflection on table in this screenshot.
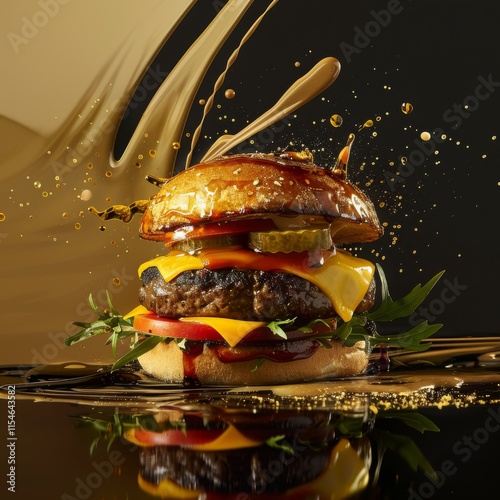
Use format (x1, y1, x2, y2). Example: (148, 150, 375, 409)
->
(79, 400, 436, 499)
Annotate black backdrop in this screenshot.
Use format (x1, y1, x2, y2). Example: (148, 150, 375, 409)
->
(116, 0, 500, 337)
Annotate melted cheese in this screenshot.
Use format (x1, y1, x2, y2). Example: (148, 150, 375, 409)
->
(180, 317, 266, 347)
(192, 423, 263, 451)
(137, 252, 203, 281)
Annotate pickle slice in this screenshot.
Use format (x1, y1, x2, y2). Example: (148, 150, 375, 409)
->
(170, 235, 245, 254)
(249, 227, 333, 253)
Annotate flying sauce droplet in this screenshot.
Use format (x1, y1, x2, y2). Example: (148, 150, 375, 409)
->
(0, 213, 6, 222)
(420, 131, 431, 141)
(80, 189, 93, 201)
(358, 119, 374, 131)
(333, 133, 355, 178)
(401, 102, 413, 114)
(172, 142, 181, 150)
(224, 88, 235, 99)
(330, 114, 343, 128)
(33, 181, 42, 189)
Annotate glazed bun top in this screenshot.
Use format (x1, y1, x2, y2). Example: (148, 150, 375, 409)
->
(140, 154, 383, 244)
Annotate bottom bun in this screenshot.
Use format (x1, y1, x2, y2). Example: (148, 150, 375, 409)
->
(138, 340, 368, 385)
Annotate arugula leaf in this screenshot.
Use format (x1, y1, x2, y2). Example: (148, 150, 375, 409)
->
(343, 321, 442, 352)
(267, 318, 296, 339)
(112, 335, 164, 371)
(368, 265, 445, 322)
(66, 293, 167, 371)
(379, 411, 440, 433)
(373, 429, 436, 478)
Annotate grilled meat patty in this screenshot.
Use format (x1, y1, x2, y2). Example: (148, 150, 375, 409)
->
(139, 266, 375, 322)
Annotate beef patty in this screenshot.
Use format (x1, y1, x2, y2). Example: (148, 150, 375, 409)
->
(139, 266, 375, 322)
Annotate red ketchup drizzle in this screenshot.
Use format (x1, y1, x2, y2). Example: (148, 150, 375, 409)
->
(181, 339, 321, 386)
(212, 339, 320, 364)
(182, 342, 204, 387)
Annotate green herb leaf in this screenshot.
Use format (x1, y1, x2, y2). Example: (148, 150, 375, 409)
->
(373, 429, 436, 478)
(368, 265, 445, 322)
(252, 358, 266, 371)
(343, 321, 442, 351)
(379, 411, 440, 433)
(112, 335, 164, 371)
(265, 435, 295, 455)
(266, 318, 296, 339)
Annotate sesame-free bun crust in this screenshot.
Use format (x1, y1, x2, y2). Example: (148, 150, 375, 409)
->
(140, 154, 383, 244)
(138, 339, 368, 386)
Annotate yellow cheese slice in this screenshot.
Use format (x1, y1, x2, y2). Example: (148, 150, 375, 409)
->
(123, 304, 150, 320)
(192, 423, 263, 451)
(138, 474, 200, 499)
(287, 438, 369, 498)
(137, 253, 203, 281)
(180, 317, 267, 347)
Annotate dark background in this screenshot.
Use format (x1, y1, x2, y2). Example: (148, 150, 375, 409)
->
(116, 0, 499, 337)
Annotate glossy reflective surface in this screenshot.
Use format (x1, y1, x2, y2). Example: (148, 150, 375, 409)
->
(2, 338, 500, 499)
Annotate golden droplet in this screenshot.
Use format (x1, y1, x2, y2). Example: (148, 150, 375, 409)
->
(33, 181, 42, 189)
(199, 99, 206, 106)
(0, 213, 5, 222)
(112, 278, 121, 286)
(329, 114, 343, 128)
(401, 102, 413, 114)
(172, 141, 181, 150)
(74, 222, 81, 230)
(420, 131, 431, 141)
(401, 156, 408, 165)
(135, 162, 141, 168)
(224, 88, 235, 100)
(80, 189, 92, 201)
(149, 149, 157, 158)
(105, 171, 112, 178)
(62, 212, 68, 218)
(87, 162, 93, 169)
(358, 119, 374, 131)
(99, 226, 106, 232)
(294, 61, 301, 67)
(42, 191, 49, 198)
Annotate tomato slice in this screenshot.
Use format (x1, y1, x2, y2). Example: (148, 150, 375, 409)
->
(128, 428, 222, 447)
(133, 314, 225, 342)
(164, 218, 277, 246)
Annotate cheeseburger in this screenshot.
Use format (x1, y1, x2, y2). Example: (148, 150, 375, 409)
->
(128, 151, 384, 385)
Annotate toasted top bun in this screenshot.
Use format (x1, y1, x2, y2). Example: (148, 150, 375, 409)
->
(140, 154, 383, 244)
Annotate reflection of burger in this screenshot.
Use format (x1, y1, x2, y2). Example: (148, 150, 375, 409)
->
(125, 408, 371, 498)
(130, 152, 383, 385)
